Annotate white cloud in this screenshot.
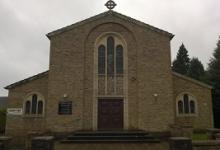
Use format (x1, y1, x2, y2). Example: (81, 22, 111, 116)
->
(0, 0, 219, 95)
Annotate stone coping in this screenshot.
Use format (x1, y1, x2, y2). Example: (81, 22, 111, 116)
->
(193, 140, 220, 146)
(170, 137, 191, 140)
(0, 136, 11, 141)
(32, 136, 54, 141)
(207, 128, 220, 133)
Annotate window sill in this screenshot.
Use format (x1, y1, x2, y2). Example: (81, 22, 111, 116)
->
(23, 114, 44, 118)
(177, 114, 198, 117)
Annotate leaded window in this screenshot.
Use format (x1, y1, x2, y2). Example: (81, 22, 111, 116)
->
(25, 101, 31, 114)
(190, 101, 195, 114)
(116, 45, 123, 74)
(107, 36, 115, 75)
(183, 94, 189, 114)
(24, 93, 44, 116)
(37, 101, 43, 114)
(177, 94, 197, 116)
(97, 35, 125, 96)
(178, 100, 183, 114)
(98, 45, 106, 74)
(31, 94, 37, 114)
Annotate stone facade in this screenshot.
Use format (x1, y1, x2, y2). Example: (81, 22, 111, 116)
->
(5, 73, 48, 143)
(4, 10, 213, 142)
(173, 72, 213, 129)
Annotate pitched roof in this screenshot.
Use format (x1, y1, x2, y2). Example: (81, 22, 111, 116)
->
(47, 10, 174, 39)
(172, 72, 213, 89)
(0, 97, 7, 108)
(5, 71, 49, 90)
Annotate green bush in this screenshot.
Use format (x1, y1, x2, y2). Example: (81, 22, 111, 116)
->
(0, 109, 6, 134)
(192, 133, 209, 140)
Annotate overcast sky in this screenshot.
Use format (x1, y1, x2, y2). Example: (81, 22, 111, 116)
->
(0, 0, 219, 96)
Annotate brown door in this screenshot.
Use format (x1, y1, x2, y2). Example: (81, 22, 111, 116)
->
(98, 99, 124, 130)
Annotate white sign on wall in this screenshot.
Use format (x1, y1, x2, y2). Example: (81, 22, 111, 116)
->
(7, 108, 23, 116)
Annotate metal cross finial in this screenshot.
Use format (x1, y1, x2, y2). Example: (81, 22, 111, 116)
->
(105, 0, 117, 10)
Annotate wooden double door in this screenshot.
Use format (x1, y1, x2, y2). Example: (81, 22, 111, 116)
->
(98, 99, 124, 130)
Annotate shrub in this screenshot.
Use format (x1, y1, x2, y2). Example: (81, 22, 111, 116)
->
(0, 109, 6, 134)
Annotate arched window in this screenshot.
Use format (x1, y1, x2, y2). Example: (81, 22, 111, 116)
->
(25, 101, 31, 114)
(98, 36, 124, 76)
(116, 45, 123, 74)
(98, 45, 106, 74)
(177, 93, 197, 116)
(37, 101, 43, 114)
(24, 93, 44, 116)
(178, 100, 183, 114)
(31, 94, 37, 114)
(107, 36, 115, 75)
(190, 101, 195, 114)
(97, 35, 125, 96)
(183, 94, 189, 113)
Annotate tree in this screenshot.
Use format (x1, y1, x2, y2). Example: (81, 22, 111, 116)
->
(0, 109, 6, 134)
(208, 36, 220, 95)
(188, 57, 205, 81)
(207, 36, 220, 128)
(172, 44, 190, 75)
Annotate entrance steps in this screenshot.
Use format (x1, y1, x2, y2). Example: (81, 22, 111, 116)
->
(60, 130, 160, 143)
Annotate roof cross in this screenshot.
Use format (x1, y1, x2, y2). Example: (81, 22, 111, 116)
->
(105, 0, 117, 10)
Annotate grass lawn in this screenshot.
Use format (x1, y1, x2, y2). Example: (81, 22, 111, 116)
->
(192, 133, 209, 140)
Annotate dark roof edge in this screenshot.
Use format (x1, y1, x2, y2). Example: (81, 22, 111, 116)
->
(172, 72, 213, 89)
(4, 70, 49, 90)
(47, 10, 174, 40)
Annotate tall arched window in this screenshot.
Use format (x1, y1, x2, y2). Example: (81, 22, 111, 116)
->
(177, 93, 197, 116)
(190, 101, 195, 114)
(24, 93, 44, 116)
(31, 94, 37, 114)
(37, 101, 43, 114)
(183, 94, 189, 113)
(116, 45, 123, 74)
(98, 45, 106, 74)
(25, 101, 31, 114)
(97, 35, 125, 96)
(107, 36, 115, 75)
(178, 101, 183, 114)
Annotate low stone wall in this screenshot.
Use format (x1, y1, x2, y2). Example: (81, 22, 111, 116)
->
(193, 140, 220, 150)
(55, 142, 170, 150)
(0, 136, 11, 150)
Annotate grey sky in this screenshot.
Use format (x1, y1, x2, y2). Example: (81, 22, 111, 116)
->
(0, 0, 219, 96)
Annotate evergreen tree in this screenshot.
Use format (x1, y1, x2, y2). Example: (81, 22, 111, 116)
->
(172, 43, 190, 75)
(207, 36, 220, 128)
(188, 57, 205, 81)
(208, 36, 220, 95)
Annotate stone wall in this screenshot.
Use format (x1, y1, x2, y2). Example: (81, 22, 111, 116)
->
(173, 73, 214, 130)
(5, 75, 48, 143)
(193, 140, 220, 150)
(47, 12, 174, 132)
(55, 142, 170, 150)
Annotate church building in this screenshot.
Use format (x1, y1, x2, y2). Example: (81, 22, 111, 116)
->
(4, 1, 213, 143)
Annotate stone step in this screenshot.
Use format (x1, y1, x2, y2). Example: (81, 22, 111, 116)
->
(72, 131, 149, 137)
(61, 131, 160, 143)
(67, 135, 155, 140)
(61, 139, 160, 143)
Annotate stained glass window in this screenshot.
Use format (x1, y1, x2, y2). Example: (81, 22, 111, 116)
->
(178, 100, 183, 114)
(25, 101, 31, 114)
(116, 45, 123, 74)
(31, 94, 37, 114)
(37, 101, 43, 114)
(107, 36, 114, 75)
(190, 100, 195, 114)
(98, 45, 106, 74)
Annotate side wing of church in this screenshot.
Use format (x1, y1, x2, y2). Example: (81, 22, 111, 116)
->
(4, 10, 213, 142)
